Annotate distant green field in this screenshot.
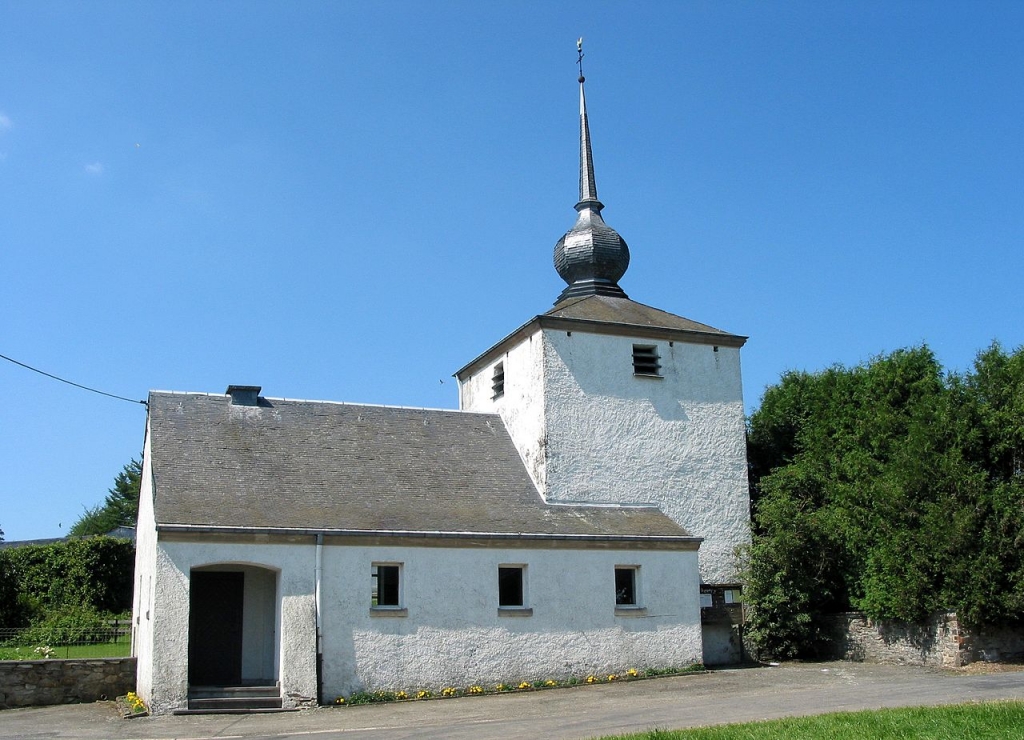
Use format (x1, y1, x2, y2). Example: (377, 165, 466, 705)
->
(0, 634, 130, 661)
(595, 701, 1024, 740)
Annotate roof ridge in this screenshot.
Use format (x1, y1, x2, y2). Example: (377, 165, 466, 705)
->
(148, 390, 494, 416)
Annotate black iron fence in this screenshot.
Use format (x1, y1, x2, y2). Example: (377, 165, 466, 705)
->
(0, 621, 131, 660)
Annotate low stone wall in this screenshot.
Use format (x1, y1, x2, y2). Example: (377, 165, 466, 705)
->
(0, 657, 135, 709)
(967, 624, 1024, 664)
(826, 612, 1024, 668)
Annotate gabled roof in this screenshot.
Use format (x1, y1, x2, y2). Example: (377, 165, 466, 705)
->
(146, 391, 694, 542)
(455, 295, 747, 379)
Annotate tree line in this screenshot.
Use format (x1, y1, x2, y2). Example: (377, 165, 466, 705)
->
(745, 342, 1024, 658)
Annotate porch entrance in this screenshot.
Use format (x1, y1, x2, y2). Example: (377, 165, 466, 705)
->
(188, 571, 244, 685)
(187, 565, 279, 688)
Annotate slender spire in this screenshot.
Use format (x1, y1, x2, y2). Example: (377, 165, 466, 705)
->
(553, 39, 630, 304)
(578, 39, 598, 204)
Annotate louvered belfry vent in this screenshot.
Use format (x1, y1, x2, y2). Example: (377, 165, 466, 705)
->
(491, 362, 505, 400)
(632, 345, 661, 377)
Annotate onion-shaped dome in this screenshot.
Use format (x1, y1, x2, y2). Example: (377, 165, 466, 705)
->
(553, 66, 630, 303)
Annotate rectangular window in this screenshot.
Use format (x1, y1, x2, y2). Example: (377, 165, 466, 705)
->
(632, 345, 661, 377)
(491, 362, 505, 399)
(372, 563, 401, 607)
(615, 566, 639, 606)
(498, 566, 525, 607)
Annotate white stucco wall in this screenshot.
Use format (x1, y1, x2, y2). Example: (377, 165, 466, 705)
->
(319, 544, 701, 699)
(542, 330, 749, 583)
(459, 332, 548, 490)
(240, 566, 277, 682)
(141, 535, 699, 712)
(460, 328, 750, 584)
(144, 540, 317, 714)
(131, 424, 158, 706)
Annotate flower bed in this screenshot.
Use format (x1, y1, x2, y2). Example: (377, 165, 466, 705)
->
(116, 691, 149, 718)
(334, 664, 703, 705)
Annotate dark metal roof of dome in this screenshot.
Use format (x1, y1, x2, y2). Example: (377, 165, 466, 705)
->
(553, 46, 630, 303)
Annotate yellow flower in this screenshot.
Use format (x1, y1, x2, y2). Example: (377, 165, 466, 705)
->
(468, 685, 484, 694)
(395, 691, 407, 700)
(626, 668, 638, 677)
(416, 690, 432, 699)
(335, 696, 346, 704)
(586, 675, 597, 684)
(544, 679, 557, 687)
(441, 687, 457, 697)
(608, 674, 617, 681)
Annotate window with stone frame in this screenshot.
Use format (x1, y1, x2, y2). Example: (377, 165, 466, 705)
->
(615, 566, 640, 606)
(498, 565, 526, 608)
(372, 563, 402, 607)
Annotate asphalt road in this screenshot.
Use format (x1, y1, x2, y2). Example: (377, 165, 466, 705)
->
(2, 662, 1023, 740)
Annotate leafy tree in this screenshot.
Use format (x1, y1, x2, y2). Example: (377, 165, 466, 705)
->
(0, 537, 135, 621)
(0, 555, 23, 626)
(745, 343, 1024, 658)
(69, 459, 142, 537)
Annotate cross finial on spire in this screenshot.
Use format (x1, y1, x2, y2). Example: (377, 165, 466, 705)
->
(577, 38, 598, 205)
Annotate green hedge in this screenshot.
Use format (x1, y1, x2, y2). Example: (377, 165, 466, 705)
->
(0, 537, 134, 627)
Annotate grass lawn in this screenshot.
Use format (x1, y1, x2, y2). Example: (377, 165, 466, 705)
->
(0, 635, 131, 660)
(597, 701, 1024, 740)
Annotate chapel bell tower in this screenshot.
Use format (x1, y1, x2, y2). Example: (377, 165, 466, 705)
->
(455, 45, 751, 648)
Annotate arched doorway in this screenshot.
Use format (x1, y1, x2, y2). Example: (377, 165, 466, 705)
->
(188, 565, 278, 687)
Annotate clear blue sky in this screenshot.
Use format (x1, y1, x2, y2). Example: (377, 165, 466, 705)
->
(2, 2, 1022, 541)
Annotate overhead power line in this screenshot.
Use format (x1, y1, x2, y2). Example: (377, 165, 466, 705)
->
(0, 352, 147, 407)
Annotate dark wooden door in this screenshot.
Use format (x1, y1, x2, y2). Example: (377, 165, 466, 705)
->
(188, 571, 244, 686)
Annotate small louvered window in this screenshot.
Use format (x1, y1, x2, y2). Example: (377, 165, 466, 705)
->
(632, 345, 661, 377)
(491, 362, 505, 399)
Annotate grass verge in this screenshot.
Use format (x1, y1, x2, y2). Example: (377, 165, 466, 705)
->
(595, 701, 1024, 739)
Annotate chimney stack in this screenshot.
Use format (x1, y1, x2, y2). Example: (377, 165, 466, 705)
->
(226, 385, 261, 406)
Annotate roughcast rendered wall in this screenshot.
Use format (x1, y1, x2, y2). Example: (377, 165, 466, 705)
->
(541, 330, 749, 584)
(143, 540, 317, 714)
(460, 328, 750, 584)
(319, 544, 701, 698)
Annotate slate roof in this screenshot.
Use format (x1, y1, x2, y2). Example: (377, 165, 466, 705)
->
(546, 295, 742, 337)
(147, 391, 692, 540)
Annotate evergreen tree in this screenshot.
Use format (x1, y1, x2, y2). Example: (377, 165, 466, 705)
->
(69, 459, 142, 537)
(745, 343, 1024, 658)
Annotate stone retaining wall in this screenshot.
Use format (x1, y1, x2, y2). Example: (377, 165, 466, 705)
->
(826, 612, 1024, 667)
(0, 657, 135, 709)
(966, 623, 1024, 664)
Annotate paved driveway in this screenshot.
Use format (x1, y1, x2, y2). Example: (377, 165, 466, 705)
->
(2, 663, 1023, 740)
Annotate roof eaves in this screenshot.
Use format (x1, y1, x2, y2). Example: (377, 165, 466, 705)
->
(453, 315, 544, 380)
(538, 315, 748, 347)
(453, 312, 747, 380)
(155, 523, 702, 545)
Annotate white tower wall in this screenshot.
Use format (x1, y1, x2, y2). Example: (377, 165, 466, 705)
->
(460, 327, 749, 584)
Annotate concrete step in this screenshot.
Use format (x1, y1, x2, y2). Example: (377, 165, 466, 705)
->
(173, 706, 299, 715)
(182, 684, 285, 713)
(187, 695, 283, 711)
(188, 684, 280, 700)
